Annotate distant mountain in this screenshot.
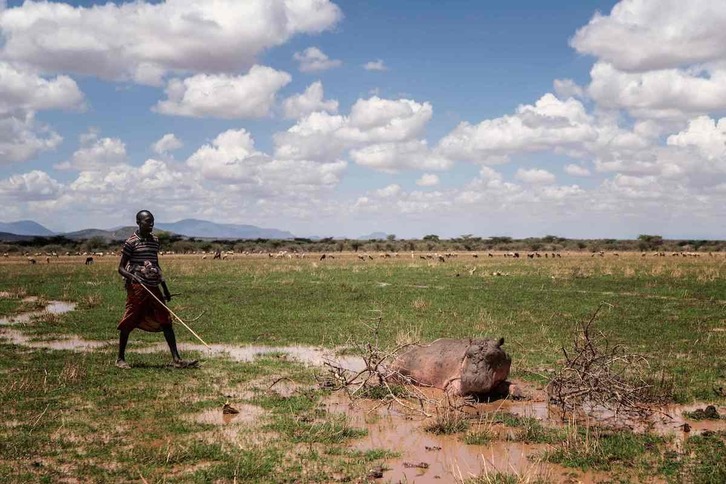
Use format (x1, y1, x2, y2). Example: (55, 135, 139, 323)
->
(156, 219, 294, 239)
(0, 220, 54, 236)
(358, 232, 389, 240)
(0, 218, 296, 241)
(63, 227, 136, 241)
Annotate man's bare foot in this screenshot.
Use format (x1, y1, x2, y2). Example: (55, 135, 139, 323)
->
(115, 359, 131, 369)
(172, 359, 198, 369)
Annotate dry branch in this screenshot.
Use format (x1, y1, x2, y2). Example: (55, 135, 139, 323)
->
(546, 303, 663, 420)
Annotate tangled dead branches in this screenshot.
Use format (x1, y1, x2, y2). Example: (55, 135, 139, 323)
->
(547, 303, 659, 420)
(317, 317, 442, 417)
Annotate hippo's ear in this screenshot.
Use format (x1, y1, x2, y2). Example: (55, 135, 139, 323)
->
(497, 337, 504, 347)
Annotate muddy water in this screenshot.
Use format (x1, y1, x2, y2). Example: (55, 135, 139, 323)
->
(138, 342, 366, 371)
(323, 387, 726, 483)
(0, 300, 76, 325)
(324, 393, 584, 483)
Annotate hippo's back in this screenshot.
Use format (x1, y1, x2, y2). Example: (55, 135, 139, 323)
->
(389, 338, 470, 389)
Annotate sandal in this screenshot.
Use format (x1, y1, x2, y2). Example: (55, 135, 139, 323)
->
(172, 359, 199, 369)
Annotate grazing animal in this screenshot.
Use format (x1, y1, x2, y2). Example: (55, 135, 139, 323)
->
(28, 257, 37, 264)
(85, 257, 94, 265)
(388, 338, 511, 397)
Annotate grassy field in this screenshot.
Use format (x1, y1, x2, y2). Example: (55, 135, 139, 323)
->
(1, 252, 724, 482)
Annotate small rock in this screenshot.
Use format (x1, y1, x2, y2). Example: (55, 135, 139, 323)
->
(704, 405, 720, 419)
(367, 465, 384, 479)
(222, 402, 239, 415)
(425, 445, 442, 451)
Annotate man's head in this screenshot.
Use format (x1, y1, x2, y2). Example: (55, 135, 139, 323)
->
(136, 210, 154, 236)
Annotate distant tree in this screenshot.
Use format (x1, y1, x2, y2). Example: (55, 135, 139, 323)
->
(386, 234, 396, 242)
(423, 234, 439, 242)
(637, 234, 663, 251)
(489, 236, 512, 244)
(82, 236, 107, 252)
(350, 241, 362, 252)
(155, 230, 173, 247)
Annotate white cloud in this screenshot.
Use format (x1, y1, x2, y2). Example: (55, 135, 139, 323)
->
(416, 173, 440, 186)
(274, 96, 435, 167)
(151, 133, 183, 155)
(515, 168, 556, 185)
(0, 112, 62, 164)
(571, 0, 726, 72)
(55, 133, 127, 171)
(587, 62, 726, 119)
(350, 140, 451, 173)
(0, 0, 342, 84)
(293, 47, 341, 73)
(282, 81, 338, 119)
(375, 184, 401, 198)
(438, 94, 597, 163)
(553, 78, 584, 99)
(186, 129, 268, 183)
(564, 164, 592, 177)
(186, 128, 347, 191)
(363, 59, 387, 71)
(0, 62, 84, 115)
(155, 66, 291, 118)
(0, 169, 63, 201)
(666, 116, 726, 160)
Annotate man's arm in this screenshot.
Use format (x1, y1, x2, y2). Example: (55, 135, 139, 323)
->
(160, 279, 172, 302)
(118, 253, 133, 281)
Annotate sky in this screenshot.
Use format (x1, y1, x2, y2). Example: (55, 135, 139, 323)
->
(1, 0, 725, 239)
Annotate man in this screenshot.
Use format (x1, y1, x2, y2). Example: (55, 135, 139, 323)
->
(116, 210, 197, 369)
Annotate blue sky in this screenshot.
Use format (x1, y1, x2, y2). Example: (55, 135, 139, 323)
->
(1, 0, 725, 239)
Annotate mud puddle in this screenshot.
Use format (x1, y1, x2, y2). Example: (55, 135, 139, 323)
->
(138, 342, 365, 371)
(0, 300, 367, 370)
(324, 386, 725, 483)
(0, 328, 109, 351)
(324, 392, 594, 483)
(0, 300, 76, 325)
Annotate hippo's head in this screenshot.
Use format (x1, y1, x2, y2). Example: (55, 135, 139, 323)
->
(459, 337, 511, 395)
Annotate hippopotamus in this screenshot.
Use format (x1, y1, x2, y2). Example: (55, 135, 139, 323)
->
(388, 338, 511, 397)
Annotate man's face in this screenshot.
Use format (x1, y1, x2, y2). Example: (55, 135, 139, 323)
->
(137, 214, 154, 236)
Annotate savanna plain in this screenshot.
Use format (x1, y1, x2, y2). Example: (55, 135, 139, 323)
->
(1, 252, 724, 483)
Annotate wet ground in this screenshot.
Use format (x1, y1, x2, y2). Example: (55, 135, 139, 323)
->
(2, 297, 725, 482)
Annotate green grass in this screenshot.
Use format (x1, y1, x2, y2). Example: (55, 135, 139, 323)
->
(678, 431, 726, 483)
(1, 254, 725, 482)
(544, 427, 667, 472)
(2, 255, 724, 400)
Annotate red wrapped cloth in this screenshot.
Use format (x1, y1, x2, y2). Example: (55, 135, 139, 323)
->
(117, 282, 172, 333)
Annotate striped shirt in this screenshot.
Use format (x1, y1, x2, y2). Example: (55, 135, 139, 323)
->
(122, 231, 163, 286)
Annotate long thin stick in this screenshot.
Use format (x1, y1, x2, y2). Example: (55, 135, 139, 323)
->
(133, 277, 210, 348)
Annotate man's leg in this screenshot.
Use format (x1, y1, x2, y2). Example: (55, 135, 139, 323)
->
(162, 325, 182, 361)
(116, 329, 132, 369)
(162, 325, 198, 368)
